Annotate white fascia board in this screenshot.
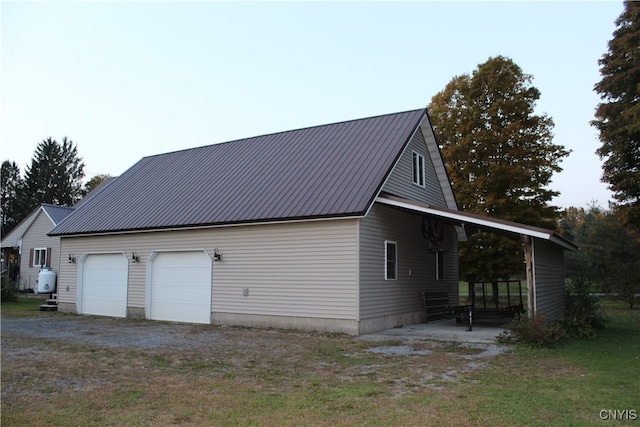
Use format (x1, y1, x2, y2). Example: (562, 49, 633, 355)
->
(376, 196, 552, 240)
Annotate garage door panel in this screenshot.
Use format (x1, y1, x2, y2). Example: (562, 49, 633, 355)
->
(81, 254, 127, 318)
(150, 251, 212, 324)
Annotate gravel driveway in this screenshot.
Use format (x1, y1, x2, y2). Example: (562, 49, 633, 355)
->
(2, 314, 508, 359)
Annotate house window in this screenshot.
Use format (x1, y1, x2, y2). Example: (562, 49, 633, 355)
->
(385, 241, 397, 280)
(33, 248, 48, 267)
(412, 151, 425, 187)
(436, 251, 445, 280)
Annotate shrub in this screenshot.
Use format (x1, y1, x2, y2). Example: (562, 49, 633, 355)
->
(1, 275, 18, 302)
(497, 313, 566, 348)
(562, 280, 607, 338)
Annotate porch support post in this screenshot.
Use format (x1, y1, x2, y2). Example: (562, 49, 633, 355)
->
(522, 235, 535, 317)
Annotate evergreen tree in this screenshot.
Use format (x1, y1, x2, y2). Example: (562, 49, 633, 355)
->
(1, 160, 23, 235)
(592, 0, 640, 236)
(428, 56, 570, 281)
(19, 137, 85, 214)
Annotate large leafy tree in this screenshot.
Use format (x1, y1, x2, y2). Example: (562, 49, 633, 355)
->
(562, 205, 640, 308)
(19, 137, 85, 214)
(84, 174, 111, 195)
(1, 160, 23, 235)
(428, 56, 570, 281)
(592, 0, 640, 237)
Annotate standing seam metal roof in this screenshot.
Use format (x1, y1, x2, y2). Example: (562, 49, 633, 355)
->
(41, 204, 75, 225)
(50, 109, 426, 235)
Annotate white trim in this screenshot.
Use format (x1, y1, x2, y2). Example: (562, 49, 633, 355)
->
(145, 249, 213, 323)
(384, 240, 397, 281)
(435, 250, 444, 281)
(41, 207, 56, 225)
(411, 151, 426, 188)
(364, 112, 425, 219)
(32, 247, 48, 267)
(419, 119, 459, 211)
(376, 196, 551, 240)
(54, 215, 363, 238)
(76, 252, 129, 316)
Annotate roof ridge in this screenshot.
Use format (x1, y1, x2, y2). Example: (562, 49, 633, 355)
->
(143, 108, 426, 160)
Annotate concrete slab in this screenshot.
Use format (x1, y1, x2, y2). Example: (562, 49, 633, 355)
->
(360, 318, 505, 344)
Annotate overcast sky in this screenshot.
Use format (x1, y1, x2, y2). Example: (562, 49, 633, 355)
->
(1, 1, 624, 209)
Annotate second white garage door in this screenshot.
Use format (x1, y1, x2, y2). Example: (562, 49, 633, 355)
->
(80, 253, 128, 318)
(149, 251, 212, 324)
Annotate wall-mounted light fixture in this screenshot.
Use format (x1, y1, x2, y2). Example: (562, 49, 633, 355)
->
(131, 252, 139, 263)
(68, 254, 76, 264)
(213, 248, 222, 262)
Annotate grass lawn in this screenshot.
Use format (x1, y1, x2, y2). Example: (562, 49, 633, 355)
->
(2, 298, 638, 426)
(1, 295, 48, 316)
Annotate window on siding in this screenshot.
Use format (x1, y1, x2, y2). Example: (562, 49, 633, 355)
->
(385, 241, 397, 280)
(412, 151, 425, 187)
(435, 251, 445, 280)
(33, 248, 47, 267)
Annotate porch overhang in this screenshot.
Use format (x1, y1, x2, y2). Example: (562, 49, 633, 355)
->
(377, 193, 577, 320)
(375, 193, 578, 252)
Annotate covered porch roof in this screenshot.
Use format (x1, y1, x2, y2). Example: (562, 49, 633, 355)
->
(376, 193, 578, 252)
(376, 193, 577, 319)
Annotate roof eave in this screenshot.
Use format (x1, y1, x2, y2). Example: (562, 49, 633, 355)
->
(376, 194, 578, 252)
(50, 211, 367, 237)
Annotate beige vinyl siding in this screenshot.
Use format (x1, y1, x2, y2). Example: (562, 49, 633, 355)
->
(59, 218, 359, 320)
(359, 203, 458, 320)
(18, 211, 60, 291)
(381, 127, 446, 206)
(532, 238, 566, 321)
(58, 235, 145, 308)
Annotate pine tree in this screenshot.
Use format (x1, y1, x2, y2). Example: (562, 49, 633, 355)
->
(592, 0, 640, 236)
(19, 137, 85, 214)
(428, 56, 570, 281)
(1, 160, 23, 235)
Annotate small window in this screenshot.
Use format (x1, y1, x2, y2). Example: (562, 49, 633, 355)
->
(33, 248, 48, 267)
(435, 251, 445, 280)
(412, 151, 425, 187)
(385, 241, 397, 280)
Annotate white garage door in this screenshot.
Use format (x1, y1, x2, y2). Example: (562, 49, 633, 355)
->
(150, 251, 212, 324)
(80, 254, 128, 317)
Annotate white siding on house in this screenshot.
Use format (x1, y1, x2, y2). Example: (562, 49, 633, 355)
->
(58, 219, 359, 327)
(359, 203, 459, 325)
(18, 211, 60, 291)
(532, 238, 566, 321)
(381, 127, 447, 206)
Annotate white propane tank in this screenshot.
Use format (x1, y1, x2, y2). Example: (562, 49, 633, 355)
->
(37, 269, 57, 294)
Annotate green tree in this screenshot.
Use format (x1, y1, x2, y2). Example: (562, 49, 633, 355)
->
(1, 160, 23, 235)
(19, 137, 85, 214)
(83, 174, 111, 195)
(428, 56, 570, 281)
(592, 0, 640, 237)
(562, 205, 640, 308)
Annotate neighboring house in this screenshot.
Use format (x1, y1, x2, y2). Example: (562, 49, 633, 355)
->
(49, 109, 576, 335)
(1, 178, 116, 291)
(1, 204, 74, 291)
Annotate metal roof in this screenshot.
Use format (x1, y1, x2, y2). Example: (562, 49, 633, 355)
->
(1, 204, 74, 248)
(51, 109, 426, 236)
(41, 204, 75, 225)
